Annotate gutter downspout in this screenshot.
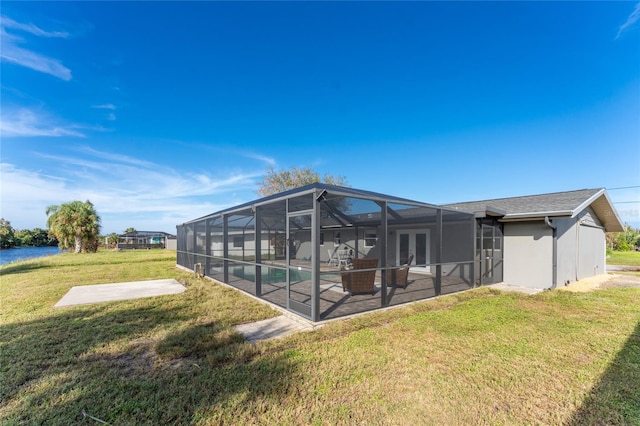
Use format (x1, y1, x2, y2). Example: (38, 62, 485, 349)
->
(544, 216, 557, 289)
(576, 218, 581, 282)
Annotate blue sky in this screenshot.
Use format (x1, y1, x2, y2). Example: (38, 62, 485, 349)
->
(1, 1, 639, 234)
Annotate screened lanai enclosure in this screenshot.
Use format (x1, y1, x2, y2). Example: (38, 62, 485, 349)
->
(176, 184, 479, 322)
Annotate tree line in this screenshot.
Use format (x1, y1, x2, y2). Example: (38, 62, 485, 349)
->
(0, 219, 59, 249)
(606, 225, 640, 251)
(0, 200, 101, 253)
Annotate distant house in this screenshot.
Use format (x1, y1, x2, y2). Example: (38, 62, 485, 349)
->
(175, 184, 623, 322)
(118, 231, 176, 250)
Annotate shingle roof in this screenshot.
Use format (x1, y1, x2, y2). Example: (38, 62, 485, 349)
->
(119, 231, 176, 238)
(443, 188, 624, 232)
(444, 188, 601, 215)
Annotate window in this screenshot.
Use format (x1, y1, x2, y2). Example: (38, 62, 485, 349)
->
(320, 232, 325, 246)
(334, 232, 341, 247)
(233, 236, 244, 248)
(364, 231, 377, 247)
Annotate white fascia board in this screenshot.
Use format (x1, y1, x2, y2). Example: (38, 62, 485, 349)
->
(570, 188, 605, 219)
(501, 210, 574, 220)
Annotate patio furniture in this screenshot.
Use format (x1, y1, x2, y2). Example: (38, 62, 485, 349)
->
(391, 254, 414, 289)
(341, 257, 378, 295)
(337, 248, 352, 268)
(328, 249, 339, 266)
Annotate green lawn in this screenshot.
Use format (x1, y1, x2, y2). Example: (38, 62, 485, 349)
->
(607, 250, 640, 266)
(2, 250, 639, 424)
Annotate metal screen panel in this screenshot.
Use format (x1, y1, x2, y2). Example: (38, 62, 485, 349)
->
(176, 184, 481, 322)
(226, 209, 255, 262)
(195, 220, 206, 255)
(441, 211, 474, 263)
(208, 216, 224, 258)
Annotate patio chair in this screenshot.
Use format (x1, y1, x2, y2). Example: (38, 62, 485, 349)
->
(337, 248, 352, 268)
(328, 249, 339, 266)
(341, 257, 378, 295)
(392, 254, 414, 289)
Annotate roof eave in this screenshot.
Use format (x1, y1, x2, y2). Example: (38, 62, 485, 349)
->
(570, 188, 605, 218)
(588, 191, 625, 232)
(501, 210, 574, 221)
(473, 206, 508, 218)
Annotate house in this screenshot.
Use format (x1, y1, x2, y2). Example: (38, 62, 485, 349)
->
(175, 184, 623, 322)
(118, 231, 177, 250)
(444, 188, 623, 289)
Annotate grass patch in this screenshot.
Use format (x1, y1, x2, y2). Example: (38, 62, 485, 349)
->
(1, 250, 639, 424)
(607, 250, 640, 266)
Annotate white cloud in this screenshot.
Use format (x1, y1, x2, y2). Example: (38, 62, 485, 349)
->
(0, 108, 85, 137)
(0, 162, 212, 232)
(180, 143, 277, 168)
(0, 38, 72, 81)
(242, 152, 277, 166)
(0, 16, 72, 80)
(0, 15, 69, 38)
(0, 163, 73, 228)
(0, 148, 264, 233)
(73, 146, 160, 168)
(92, 104, 116, 110)
(91, 104, 117, 121)
(617, 2, 640, 39)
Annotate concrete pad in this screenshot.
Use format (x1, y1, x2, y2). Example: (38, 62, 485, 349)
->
(234, 315, 315, 343)
(607, 264, 640, 272)
(488, 283, 545, 295)
(55, 279, 186, 308)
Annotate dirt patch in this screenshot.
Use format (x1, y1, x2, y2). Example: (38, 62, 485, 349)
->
(600, 273, 640, 289)
(559, 274, 640, 293)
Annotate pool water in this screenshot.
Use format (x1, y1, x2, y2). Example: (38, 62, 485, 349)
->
(232, 265, 311, 284)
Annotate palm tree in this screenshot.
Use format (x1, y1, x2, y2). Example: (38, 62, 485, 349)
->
(107, 232, 119, 248)
(46, 200, 101, 253)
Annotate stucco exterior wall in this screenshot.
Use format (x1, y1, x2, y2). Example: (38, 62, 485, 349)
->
(503, 222, 553, 288)
(320, 229, 360, 263)
(165, 238, 177, 250)
(555, 207, 605, 286)
(503, 207, 606, 289)
(292, 230, 313, 260)
(576, 223, 605, 278)
(555, 217, 577, 287)
(576, 207, 605, 279)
